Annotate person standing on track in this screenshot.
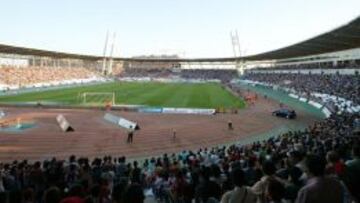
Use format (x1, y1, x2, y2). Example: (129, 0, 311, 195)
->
(172, 129, 177, 140)
(228, 120, 233, 130)
(127, 128, 134, 144)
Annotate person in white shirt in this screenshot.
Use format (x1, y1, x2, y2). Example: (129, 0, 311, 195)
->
(251, 161, 283, 203)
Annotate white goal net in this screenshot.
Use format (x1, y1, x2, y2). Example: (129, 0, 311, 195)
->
(81, 92, 115, 106)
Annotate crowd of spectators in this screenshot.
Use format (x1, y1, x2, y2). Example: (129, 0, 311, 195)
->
(0, 66, 99, 87)
(242, 72, 360, 106)
(118, 68, 239, 83)
(252, 60, 360, 71)
(1, 65, 239, 89)
(0, 112, 359, 203)
(180, 69, 238, 83)
(118, 68, 175, 78)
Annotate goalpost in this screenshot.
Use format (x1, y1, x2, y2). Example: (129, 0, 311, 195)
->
(81, 92, 116, 106)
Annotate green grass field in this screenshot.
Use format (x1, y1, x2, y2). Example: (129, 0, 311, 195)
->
(0, 82, 245, 109)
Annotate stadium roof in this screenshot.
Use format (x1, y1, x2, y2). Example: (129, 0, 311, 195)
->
(0, 44, 102, 60)
(0, 16, 359, 62)
(242, 16, 360, 61)
(0, 43, 235, 62)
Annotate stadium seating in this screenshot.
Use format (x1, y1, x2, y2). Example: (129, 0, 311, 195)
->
(118, 68, 238, 82)
(252, 60, 360, 70)
(0, 65, 101, 90)
(242, 72, 360, 112)
(118, 67, 175, 78)
(180, 69, 238, 82)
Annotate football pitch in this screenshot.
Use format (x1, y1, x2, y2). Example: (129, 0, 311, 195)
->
(0, 82, 245, 109)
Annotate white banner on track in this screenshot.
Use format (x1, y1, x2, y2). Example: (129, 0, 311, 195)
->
(162, 108, 215, 115)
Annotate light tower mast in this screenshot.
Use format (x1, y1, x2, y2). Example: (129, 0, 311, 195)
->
(107, 32, 116, 75)
(102, 31, 109, 75)
(230, 30, 241, 57)
(230, 30, 244, 74)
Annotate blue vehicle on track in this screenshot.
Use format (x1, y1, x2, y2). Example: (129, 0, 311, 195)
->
(272, 108, 297, 119)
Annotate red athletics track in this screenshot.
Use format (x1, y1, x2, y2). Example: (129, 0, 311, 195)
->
(0, 95, 318, 162)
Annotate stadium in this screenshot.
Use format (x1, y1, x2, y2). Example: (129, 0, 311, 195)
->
(0, 2, 359, 203)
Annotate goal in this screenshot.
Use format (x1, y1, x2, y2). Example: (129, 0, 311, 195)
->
(81, 92, 116, 106)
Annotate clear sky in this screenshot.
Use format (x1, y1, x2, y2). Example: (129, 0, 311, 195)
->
(0, 0, 359, 58)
